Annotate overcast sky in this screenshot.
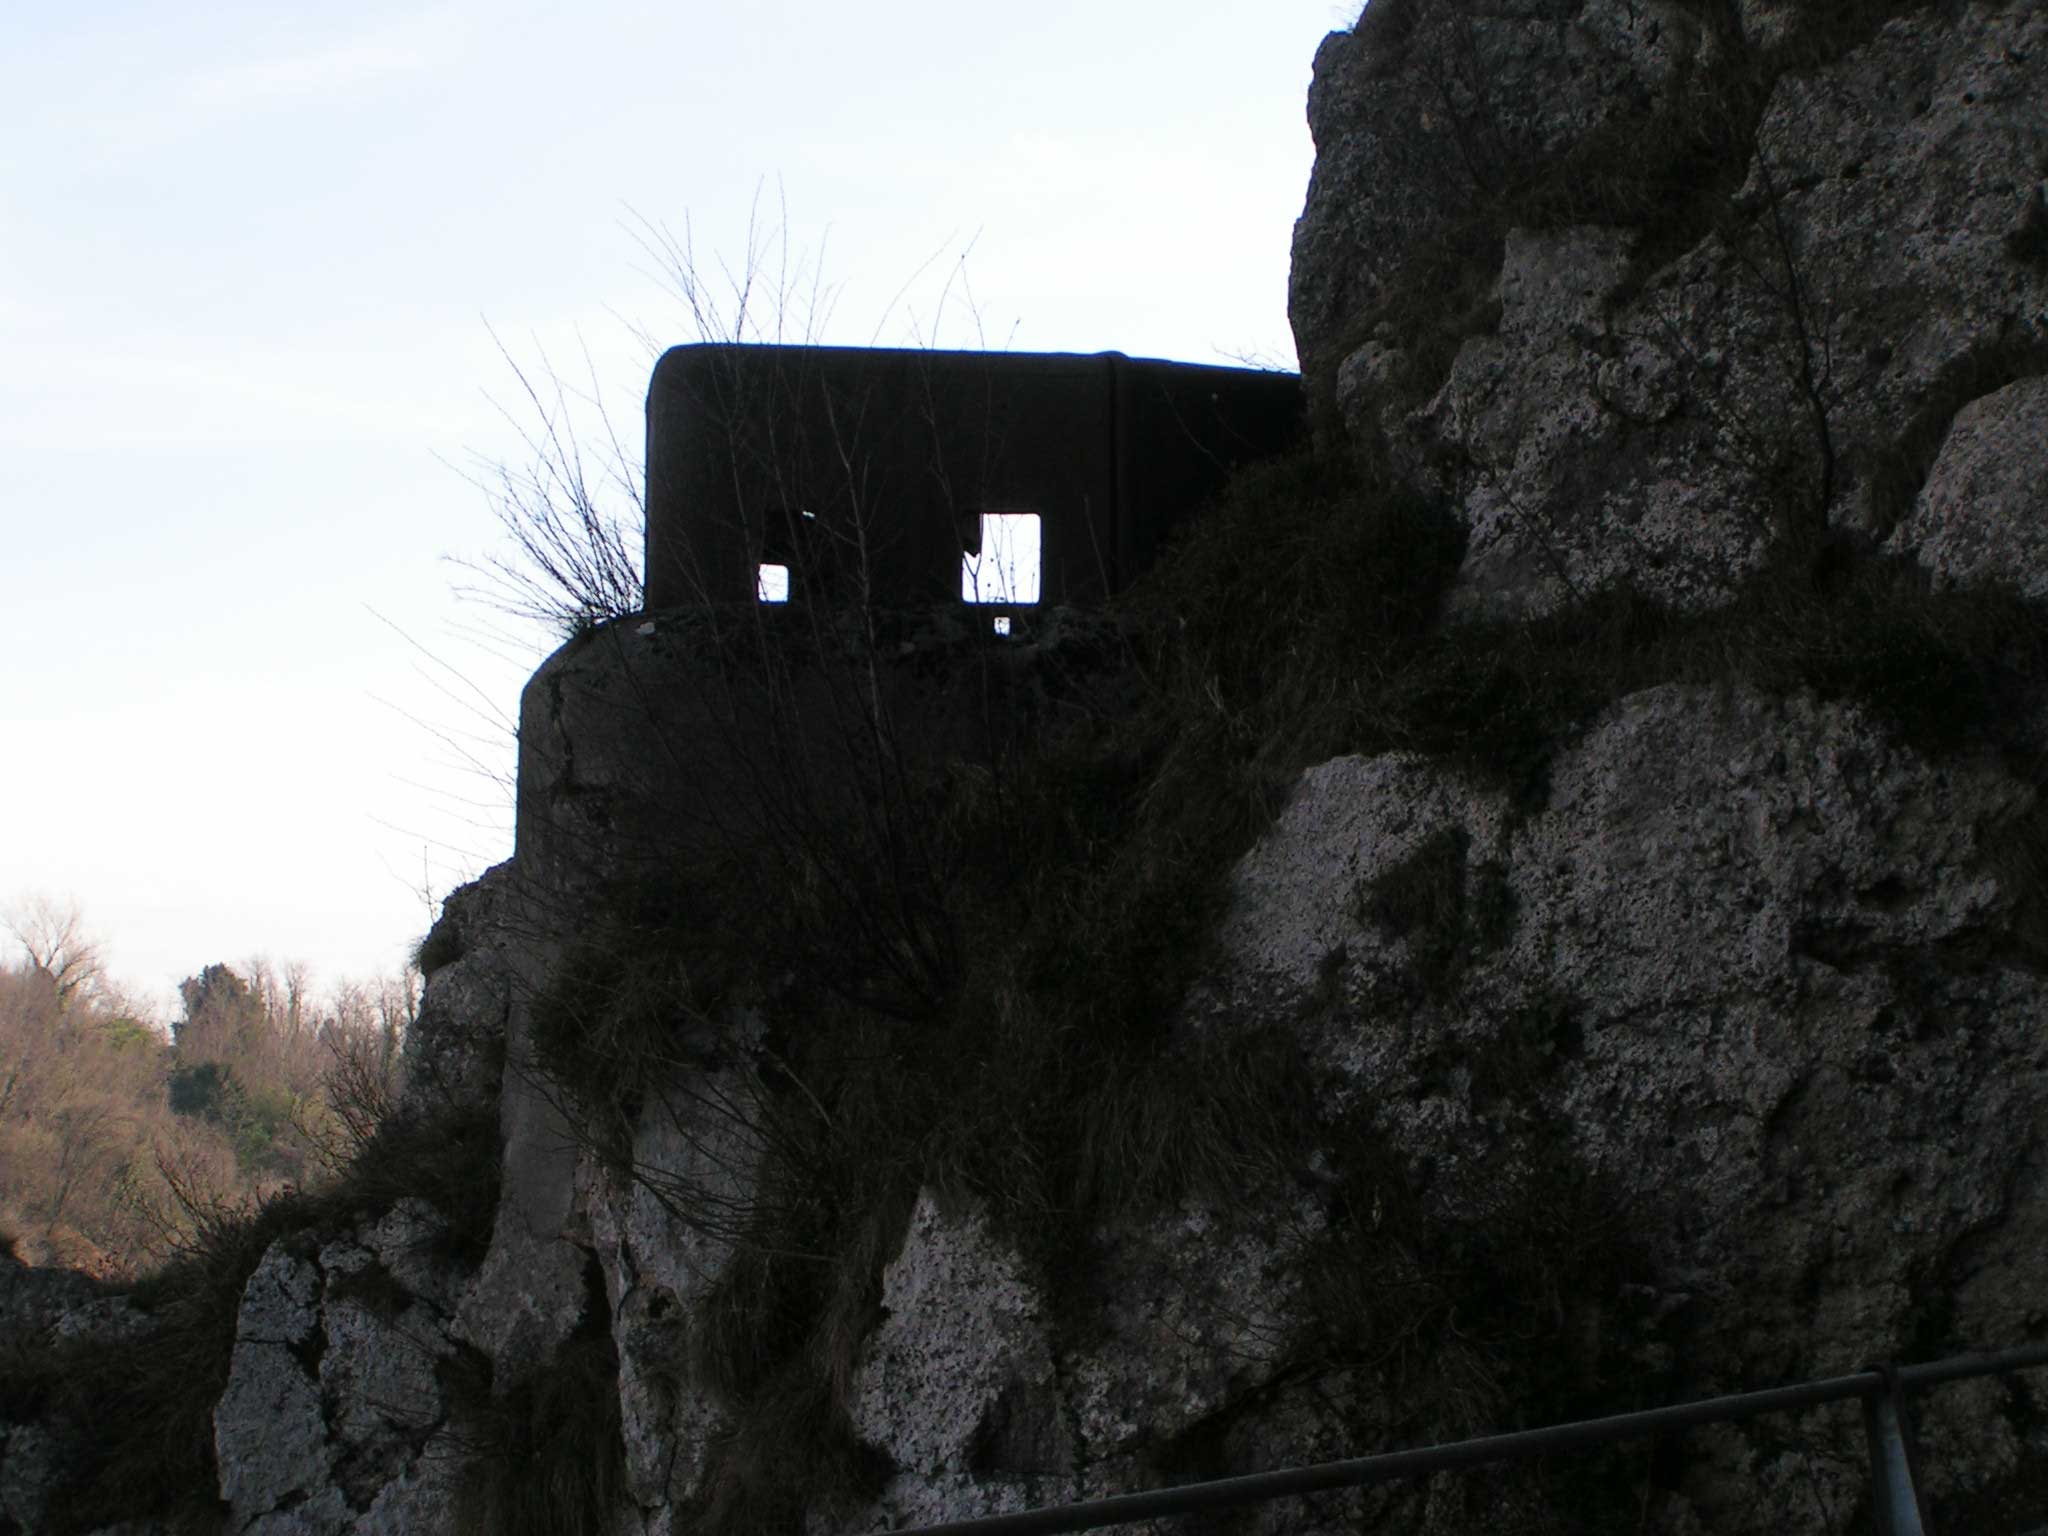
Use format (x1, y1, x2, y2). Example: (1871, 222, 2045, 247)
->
(2, 0, 1356, 1018)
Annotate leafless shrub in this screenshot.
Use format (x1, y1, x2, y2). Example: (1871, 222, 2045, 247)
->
(448, 327, 645, 637)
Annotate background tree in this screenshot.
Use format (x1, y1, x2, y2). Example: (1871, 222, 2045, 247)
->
(1, 893, 423, 1276)
(0, 954, 164, 1271)
(5, 894, 106, 1010)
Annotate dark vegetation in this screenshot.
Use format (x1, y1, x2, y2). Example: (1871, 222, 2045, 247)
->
(415, 911, 469, 977)
(444, 1297, 628, 1536)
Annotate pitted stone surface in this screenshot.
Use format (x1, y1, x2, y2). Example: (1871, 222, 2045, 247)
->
(1062, 1199, 1319, 1458)
(1889, 375, 2048, 597)
(0, 1422, 58, 1534)
(1289, 0, 1718, 387)
(401, 861, 519, 1116)
(850, 1192, 1065, 1478)
(1297, 0, 2048, 619)
(213, 1216, 465, 1536)
(582, 1078, 763, 1515)
(1217, 751, 1513, 1004)
(315, 1251, 446, 1505)
(215, 1243, 334, 1530)
(453, 904, 583, 1381)
(1210, 681, 2048, 1527)
(36, 5, 2048, 1533)
(1740, 1, 2048, 537)
(1407, 224, 1788, 618)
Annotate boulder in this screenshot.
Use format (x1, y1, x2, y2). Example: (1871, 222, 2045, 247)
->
(213, 1205, 467, 1536)
(1887, 374, 2048, 597)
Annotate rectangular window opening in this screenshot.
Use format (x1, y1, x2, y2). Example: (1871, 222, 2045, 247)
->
(993, 616, 1012, 636)
(961, 512, 1041, 606)
(757, 563, 790, 603)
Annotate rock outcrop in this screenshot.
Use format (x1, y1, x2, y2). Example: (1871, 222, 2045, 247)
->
(0, 1250, 151, 1535)
(1292, 0, 2048, 620)
(212, 1204, 466, 1536)
(8, 1, 2048, 1532)
(1212, 685, 2048, 1516)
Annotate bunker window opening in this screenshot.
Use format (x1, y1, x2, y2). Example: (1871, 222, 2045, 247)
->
(961, 512, 1041, 606)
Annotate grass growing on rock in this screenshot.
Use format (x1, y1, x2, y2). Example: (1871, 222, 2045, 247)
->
(446, 1318, 628, 1536)
(521, 406, 2048, 1532)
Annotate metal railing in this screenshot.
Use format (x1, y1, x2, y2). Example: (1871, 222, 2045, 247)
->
(895, 1341, 2048, 1536)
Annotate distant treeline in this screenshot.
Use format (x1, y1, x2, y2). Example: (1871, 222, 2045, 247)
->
(1, 897, 415, 1278)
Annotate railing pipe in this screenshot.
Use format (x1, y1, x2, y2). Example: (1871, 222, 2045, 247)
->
(888, 1342, 2048, 1536)
(1895, 1343, 2048, 1390)
(1862, 1369, 1930, 1536)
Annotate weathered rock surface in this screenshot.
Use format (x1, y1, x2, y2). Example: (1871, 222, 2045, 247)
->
(819, 679, 2048, 1529)
(0, 1244, 136, 1348)
(1888, 373, 2048, 596)
(1212, 680, 2048, 1525)
(1740, 0, 2048, 539)
(1297, 0, 2048, 620)
(1394, 221, 1788, 617)
(846, 1192, 1076, 1525)
(584, 1069, 768, 1515)
(214, 1203, 466, 1536)
(399, 860, 520, 1116)
(1289, 0, 1720, 391)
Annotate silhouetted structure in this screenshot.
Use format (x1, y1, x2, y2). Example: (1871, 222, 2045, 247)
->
(643, 344, 1303, 614)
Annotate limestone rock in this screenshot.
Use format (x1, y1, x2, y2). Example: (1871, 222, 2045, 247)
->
(582, 1071, 767, 1515)
(1295, 0, 2048, 620)
(214, 1205, 466, 1536)
(0, 1421, 59, 1535)
(1888, 374, 2048, 597)
(1062, 1199, 1317, 1459)
(1401, 223, 1788, 618)
(30, 4, 2048, 1532)
(1289, 0, 1717, 389)
(848, 1192, 1074, 1518)
(215, 1241, 337, 1531)
(1213, 681, 2048, 1526)
(852, 1192, 1058, 1476)
(0, 1246, 161, 1534)
(1739, 1, 2048, 539)
(451, 1209, 587, 1380)
(400, 862, 518, 1117)
(449, 873, 585, 1381)
(0, 1242, 119, 1344)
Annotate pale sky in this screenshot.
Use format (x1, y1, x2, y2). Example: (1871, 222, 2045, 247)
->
(2, 0, 1356, 1019)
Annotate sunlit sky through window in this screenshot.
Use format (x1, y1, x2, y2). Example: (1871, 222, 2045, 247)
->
(961, 513, 1043, 606)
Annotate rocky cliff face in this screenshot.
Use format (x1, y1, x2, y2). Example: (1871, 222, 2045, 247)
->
(1292, 0, 2046, 621)
(8, 0, 2048, 1532)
